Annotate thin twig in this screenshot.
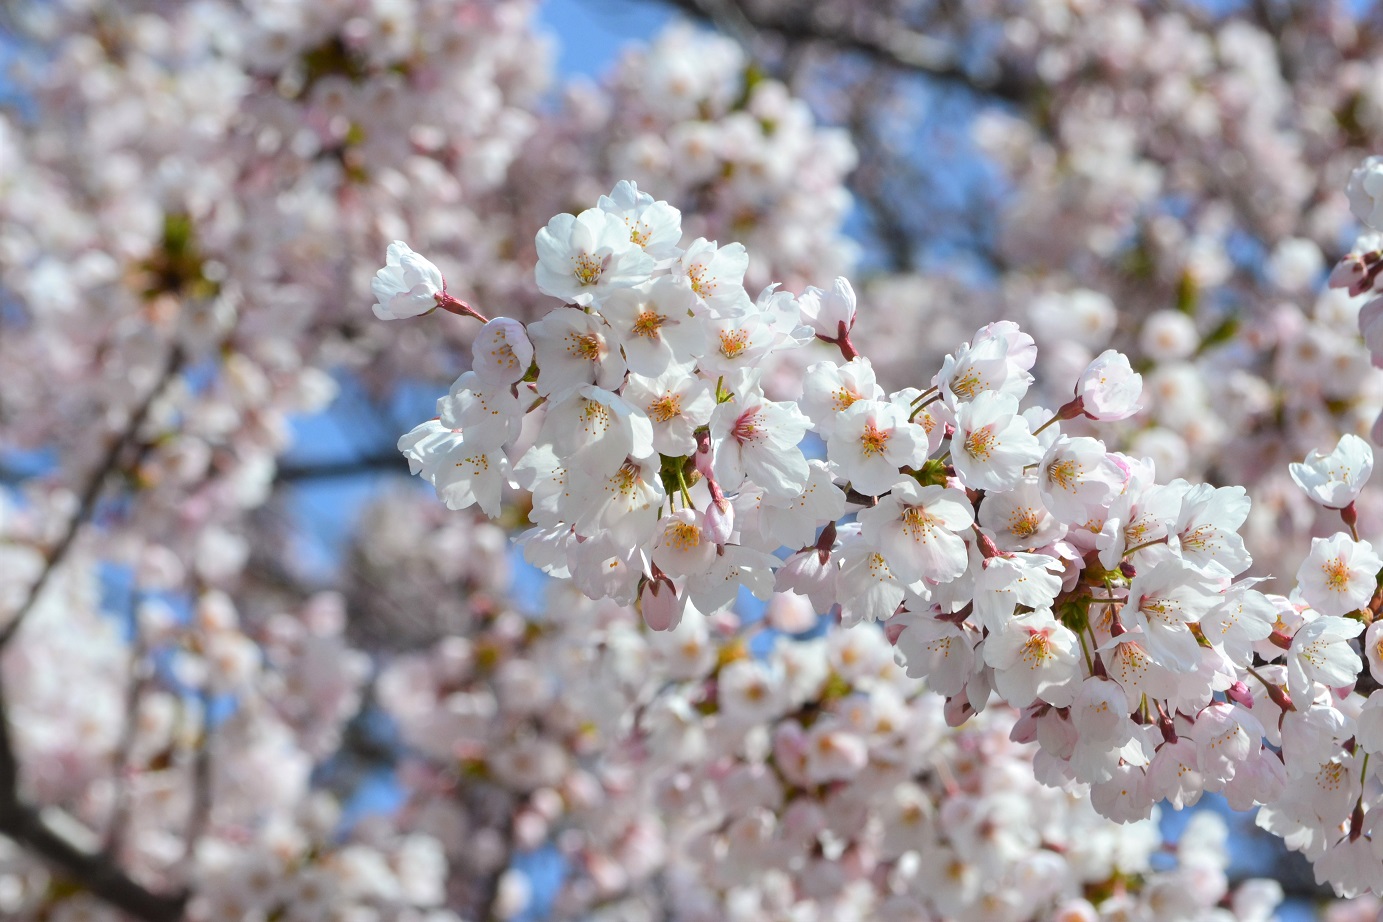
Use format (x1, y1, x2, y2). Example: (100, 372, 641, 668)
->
(0, 345, 185, 649)
(101, 613, 153, 857)
(180, 687, 216, 874)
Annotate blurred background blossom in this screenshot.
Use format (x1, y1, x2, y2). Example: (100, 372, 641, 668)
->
(3, 0, 1383, 919)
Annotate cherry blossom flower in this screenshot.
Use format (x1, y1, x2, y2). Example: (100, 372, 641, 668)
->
(1074, 349, 1143, 421)
(1295, 534, 1382, 617)
(597, 180, 684, 260)
(537, 385, 654, 479)
(799, 358, 883, 436)
(651, 509, 718, 578)
(527, 308, 628, 396)
(984, 608, 1080, 707)
(436, 371, 524, 449)
(599, 278, 706, 377)
(797, 277, 857, 341)
(1037, 436, 1127, 522)
(856, 481, 974, 584)
(950, 390, 1043, 492)
(1286, 616, 1365, 699)
(621, 362, 715, 456)
(472, 318, 535, 386)
(826, 399, 930, 496)
(746, 460, 847, 551)
(708, 392, 811, 498)
(977, 477, 1067, 550)
(372, 241, 445, 320)
(834, 533, 908, 626)
(892, 613, 976, 695)
(534, 208, 656, 307)
(670, 238, 752, 315)
(397, 420, 509, 517)
(1289, 434, 1373, 510)
(936, 321, 1036, 406)
(1347, 155, 1383, 231)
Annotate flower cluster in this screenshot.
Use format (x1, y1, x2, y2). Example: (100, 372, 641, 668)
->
(389, 173, 1383, 900)
(373, 507, 1285, 922)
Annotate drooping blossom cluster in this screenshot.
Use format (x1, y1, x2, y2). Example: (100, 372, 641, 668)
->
(376, 557, 1286, 922)
(389, 173, 1383, 901)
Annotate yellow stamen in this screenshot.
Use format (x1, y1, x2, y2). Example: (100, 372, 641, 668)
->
(859, 422, 890, 458)
(631, 310, 664, 339)
(647, 394, 682, 423)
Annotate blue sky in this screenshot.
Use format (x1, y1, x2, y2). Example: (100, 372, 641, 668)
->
(540, 0, 673, 76)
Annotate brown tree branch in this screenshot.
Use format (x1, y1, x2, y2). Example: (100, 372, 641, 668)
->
(0, 680, 189, 922)
(0, 345, 186, 649)
(0, 343, 192, 919)
(656, 0, 1033, 103)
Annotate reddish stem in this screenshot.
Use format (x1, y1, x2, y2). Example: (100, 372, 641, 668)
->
(815, 319, 858, 361)
(435, 290, 490, 324)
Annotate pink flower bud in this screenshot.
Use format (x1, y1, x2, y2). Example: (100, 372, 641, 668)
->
(797, 277, 856, 340)
(639, 577, 684, 632)
(1075, 349, 1142, 421)
(1225, 681, 1255, 708)
(703, 499, 734, 545)
(1329, 254, 1367, 291)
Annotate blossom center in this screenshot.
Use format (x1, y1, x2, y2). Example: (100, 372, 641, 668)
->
(859, 422, 890, 458)
(632, 310, 665, 339)
(614, 462, 640, 495)
(1021, 631, 1053, 665)
(732, 408, 763, 444)
(964, 424, 997, 461)
(900, 506, 937, 540)
(1007, 508, 1039, 538)
(951, 370, 985, 399)
(719, 329, 749, 359)
(581, 400, 611, 432)
(665, 521, 702, 551)
(1181, 524, 1213, 553)
(625, 219, 651, 247)
(573, 253, 605, 286)
(1317, 761, 1346, 791)
(1322, 556, 1352, 592)
(487, 337, 520, 372)
(647, 394, 682, 423)
(832, 387, 860, 413)
(687, 264, 715, 298)
(1047, 459, 1079, 491)
(568, 332, 604, 362)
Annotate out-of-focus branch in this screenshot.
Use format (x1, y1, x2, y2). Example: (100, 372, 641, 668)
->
(658, 0, 1033, 103)
(275, 451, 409, 482)
(101, 618, 153, 857)
(0, 681, 189, 922)
(475, 807, 515, 922)
(0, 345, 185, 649)
(0, 343, 191, 919)
(180, 688, 215, 875)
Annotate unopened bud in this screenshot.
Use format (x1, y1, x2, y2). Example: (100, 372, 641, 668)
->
(704, 499, 734, 546)
(639, 577, 684, 632)
(1157, 712, 1178, 745)
(1225, 681, 1255, 708)
(1265, 681, 1295, 712)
